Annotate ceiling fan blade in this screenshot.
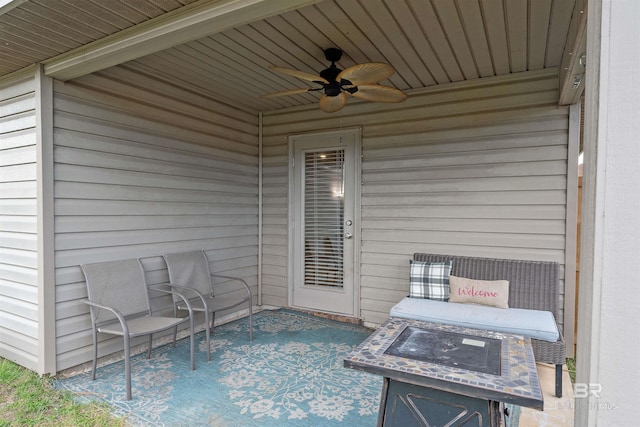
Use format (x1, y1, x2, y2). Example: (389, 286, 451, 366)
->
(261, 88, 313, 99)
(270, 66, 329, 84)
(337, 63, 395, 85)
(350, 84, 408, 103)
(319, 92, 348, 112)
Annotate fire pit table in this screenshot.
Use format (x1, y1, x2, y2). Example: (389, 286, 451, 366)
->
(344, 318, 543, 427)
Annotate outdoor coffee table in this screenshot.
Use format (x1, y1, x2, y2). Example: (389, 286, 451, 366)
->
(344, 318, 543, 427)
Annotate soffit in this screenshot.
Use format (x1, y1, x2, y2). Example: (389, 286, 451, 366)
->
(0, 0, 580, 112)
(0, 0, 199, 76)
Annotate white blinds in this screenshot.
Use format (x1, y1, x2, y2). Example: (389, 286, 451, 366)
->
(303, 149, 345, 287)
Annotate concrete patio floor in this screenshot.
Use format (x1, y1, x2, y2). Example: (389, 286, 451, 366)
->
(520, 363, 575, 427)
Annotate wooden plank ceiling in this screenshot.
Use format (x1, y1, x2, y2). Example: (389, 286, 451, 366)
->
(0, 0, 577, 113)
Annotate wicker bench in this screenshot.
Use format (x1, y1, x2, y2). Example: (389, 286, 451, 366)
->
(390, 253, 566, 398)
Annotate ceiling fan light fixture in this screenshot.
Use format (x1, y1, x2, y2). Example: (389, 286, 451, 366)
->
(319, 92, 348, 112)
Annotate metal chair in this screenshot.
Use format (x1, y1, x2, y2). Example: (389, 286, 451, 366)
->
(163, 250, 253, 362)
(81, 258, 196, 400)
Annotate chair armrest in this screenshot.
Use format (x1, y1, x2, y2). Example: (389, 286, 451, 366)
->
(160, 282, 209, 301)
(210, 274, 252, 301)
(82, 300, 130, 336)
(148, 284, 195, 316)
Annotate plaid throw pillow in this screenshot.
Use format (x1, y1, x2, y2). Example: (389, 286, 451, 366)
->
(409, 260, 453, 301)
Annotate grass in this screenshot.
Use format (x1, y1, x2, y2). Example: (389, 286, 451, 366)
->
(0, 358, 124, 427)
(566, 357, 576, 383)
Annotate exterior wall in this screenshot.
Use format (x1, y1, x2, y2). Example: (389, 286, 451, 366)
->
(577, 0, 640, 424)
(53, 66, 259, 370)
(262, 69, 572, 332)
(0, 73, 39, 370)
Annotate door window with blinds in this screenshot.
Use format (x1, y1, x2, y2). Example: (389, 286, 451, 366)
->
(289, 129, 359, 316)
(303, 149, 345, 288)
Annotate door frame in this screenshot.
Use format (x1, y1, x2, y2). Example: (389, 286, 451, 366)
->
(287, 128, 362, 317)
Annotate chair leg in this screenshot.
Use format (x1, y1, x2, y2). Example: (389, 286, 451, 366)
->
(204, 311, 211, 362)
(146, 335, 152, 359)
(555, 364, 563, 398)
(189, 311, 195, 371)
(248, 302, 253, 342)
(124, 335, 132, 401)
(91, 328, 98, 380)
(172, 303, 178, 347)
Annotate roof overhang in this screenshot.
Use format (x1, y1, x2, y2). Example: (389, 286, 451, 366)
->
(42, 0, 323, 81)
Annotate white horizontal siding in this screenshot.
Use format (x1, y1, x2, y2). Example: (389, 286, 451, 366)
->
(262, 69, 570, 331)
(0, 75, 39, 370)
(53, 66, 259, 370)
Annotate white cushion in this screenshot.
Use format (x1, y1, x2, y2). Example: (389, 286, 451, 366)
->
(389, 297, 559, 342)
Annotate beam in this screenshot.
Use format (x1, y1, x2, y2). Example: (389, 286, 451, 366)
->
(0, 0, 28, 15)
(35, 64, 56, 375)
(558, 0, 587, 105)
(43, 0, 323, 81)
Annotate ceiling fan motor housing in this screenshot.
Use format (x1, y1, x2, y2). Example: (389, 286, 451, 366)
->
(319, 65, 341, 83)
(324, 84, 342, 97)
(320, 65, 344, 96)
(320, 49, 354, 97)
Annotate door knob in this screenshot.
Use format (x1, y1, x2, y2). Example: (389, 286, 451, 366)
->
(345, 233, 353, 239)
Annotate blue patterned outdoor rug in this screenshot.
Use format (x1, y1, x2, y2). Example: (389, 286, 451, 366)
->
(55, 309, 381, 426)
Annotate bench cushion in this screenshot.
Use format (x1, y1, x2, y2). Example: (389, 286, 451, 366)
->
(390, 297, 559, 342)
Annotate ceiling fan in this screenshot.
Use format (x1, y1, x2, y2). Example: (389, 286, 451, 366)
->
(262, 48, 408, 113)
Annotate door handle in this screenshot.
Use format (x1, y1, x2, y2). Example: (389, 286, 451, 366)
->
(344, 233, 353, 239)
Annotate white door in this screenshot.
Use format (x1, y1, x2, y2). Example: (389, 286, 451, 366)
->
(289, 129, 360, 316)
